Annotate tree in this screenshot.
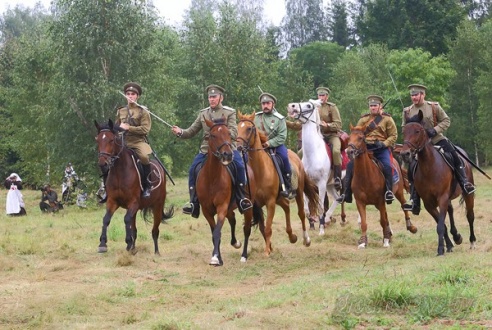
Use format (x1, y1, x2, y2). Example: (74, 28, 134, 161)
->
(330, 0, 351, 48)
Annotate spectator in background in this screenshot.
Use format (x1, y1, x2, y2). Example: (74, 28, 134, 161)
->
(40, 184, 62, 213)
(5, 173, 27, 216)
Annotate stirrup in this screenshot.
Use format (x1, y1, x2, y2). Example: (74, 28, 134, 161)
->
(463, 183, 476, 195)
(402, 201, 413, 211)
(385, 191, 395, 204)
(334, 177, 342, 190)
(239, 198, 252, 211)
(99, 196, 107, 204)
(280, 190, 290, 198)
(336, 194, 345, 203)
(142, 188, 151, 198)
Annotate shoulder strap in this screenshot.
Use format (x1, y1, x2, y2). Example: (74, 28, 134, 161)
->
(364, 115, 383, 135)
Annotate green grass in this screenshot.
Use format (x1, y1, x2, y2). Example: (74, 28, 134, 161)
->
(1, 174, 492, 329)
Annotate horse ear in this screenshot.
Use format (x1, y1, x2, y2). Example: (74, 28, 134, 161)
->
(108, 119, 114, 129)
(418, 110, 424, 122)
(204, 117, 213, 128)
(349, 123, 354, 130)
(94, 120, 100, 131)
(238, 110, 243, 118)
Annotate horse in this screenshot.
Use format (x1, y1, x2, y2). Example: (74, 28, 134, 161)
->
(237, 111, 319, 255)
(400, 111, 476, 256)
(94, 120, 174, 254)
(346, 124, 418, 248)
(287, 100, 347, 235)
(196, 117, 260, 266)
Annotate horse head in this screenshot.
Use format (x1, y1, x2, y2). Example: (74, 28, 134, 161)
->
(346, 124, 367, 160)
(400, 110, 428, 163)
(205, 117, 233, 166)
(286, 99, 321, 124)
(237, 111, 257, 152)
(94, 119, 123, 172)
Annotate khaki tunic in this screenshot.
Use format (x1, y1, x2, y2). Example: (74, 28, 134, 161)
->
(402, 101, 449, 144)
(357, 112, 397, 148)
(254, 109, 287, 148)
(116, 104, 152, 164)
(180, 104, 237, 154)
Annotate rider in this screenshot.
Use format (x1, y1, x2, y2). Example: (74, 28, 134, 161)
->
(402, 84, 475, 215)
(171, 84, 253, 218)
(254, 92, 294, 199)
(100, 82, 153, 203)
(316, 87, 343, 190)
(337, 95, 397, 204)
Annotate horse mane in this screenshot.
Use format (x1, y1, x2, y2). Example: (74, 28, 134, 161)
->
(258, 130, 268, 144)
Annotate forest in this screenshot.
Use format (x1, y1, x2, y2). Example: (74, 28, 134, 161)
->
(1, 0, 492, 191)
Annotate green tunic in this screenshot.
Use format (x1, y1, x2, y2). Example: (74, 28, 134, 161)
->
(402, 101, 449, 144)
(116, 103, 152, 163)
(180, 104, 237, 154)
(254, 109, 287, 148)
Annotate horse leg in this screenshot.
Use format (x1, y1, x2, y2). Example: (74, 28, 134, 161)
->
(227, 211, 242, 249)
(278, 198, 298, 244)
(395, 187, 417, 233)
(377, 206, 392, 248)
(98, 206, 117, 253)
(240, 208, 254, 262)
(340, 201, 347, 225)
(356, 202, 368, 249)
(263, 203, 276, 256)
(447, 201, 462, 248)
(152, 206, 162, 255)
(435, 200, 449, 256)
(210, 212, 226, 266)
(124, 209, 138, 253)
(295, 192, 311, 247)
(464, 195, 476, 249)
(318, 185, 328, 236)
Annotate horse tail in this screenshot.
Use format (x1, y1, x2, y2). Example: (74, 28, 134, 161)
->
(162, 205, 175, 221)
(303, 173, 320, 217)
(252, 202, 264, 227)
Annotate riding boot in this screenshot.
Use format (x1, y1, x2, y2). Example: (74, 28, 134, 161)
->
(336, 162, 353, 203)
(403, 183, 421, 215)
(383, 166, 395, 204)
(236, 183, 252, 213)
(142, 164, 152, 198)
(280, 172, 295, 199)
(98, 173, 108, 204)
(183, 186, 200, 218)
(333, 165, 342, 191)
(455, 165, 476, 195)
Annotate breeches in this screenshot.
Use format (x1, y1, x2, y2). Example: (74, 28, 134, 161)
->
(129, 145, 150, 165)
(271, 145, 291, 174)
(372, 148, 391, 170)
(188, 151, 247, 187)
(327, 135, 342, 166)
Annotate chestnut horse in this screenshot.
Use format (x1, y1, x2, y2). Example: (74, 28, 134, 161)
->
(196, 118, 259, 266)
(95, 120, 174, 254)
(400, 111, 476, 256)
(346, 124, 417, 248)
(237, 112, 319, 256)
(287, 100, 347, 235)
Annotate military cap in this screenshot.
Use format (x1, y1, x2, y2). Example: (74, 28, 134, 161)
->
(367, 95, 383, 105)
(259, 92, 277, 104)
(408, 84, 427, 95)
(316, 86, 331, 95)
(123, 82, 142, 95)
(206, 84, 225, 96)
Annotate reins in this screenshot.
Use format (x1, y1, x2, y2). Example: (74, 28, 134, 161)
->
(237, 119, 267, 153)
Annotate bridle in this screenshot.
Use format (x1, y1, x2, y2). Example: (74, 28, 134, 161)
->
(290, 101, 319, 125)
(346, 130, 367, 158)
(237, 119, 265, 153)
(209, 123, 233, 161)
(402, 122, 427, 158)
(97, 129, 125, 170)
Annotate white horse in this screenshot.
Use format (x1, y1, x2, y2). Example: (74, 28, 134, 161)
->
(287, 100, 346, 235)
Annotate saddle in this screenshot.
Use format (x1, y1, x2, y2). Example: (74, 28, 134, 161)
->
(265, 150, 298, 194)
(323, 132, 350, 170)
(368, 153, 401, 184)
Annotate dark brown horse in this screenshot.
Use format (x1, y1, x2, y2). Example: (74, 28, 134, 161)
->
(346, 124, 417, 248)
(237, 112, 319, 256)
(95, 120, 173, 254)
(400, 111, 476, 256)
(196, 118, 259, 266)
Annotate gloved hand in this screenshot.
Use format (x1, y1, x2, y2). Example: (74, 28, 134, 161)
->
(426, 128, 437, 138)
(373, 141, 385, 149)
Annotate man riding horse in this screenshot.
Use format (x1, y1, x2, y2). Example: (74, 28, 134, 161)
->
(286, 86, 343, 189)
(402, 84, 475, 215)
(171, 84, 252, 218)
(254, 92, 294, 199)
(337, 95, 397, 204)
(100, 82, 153, 202)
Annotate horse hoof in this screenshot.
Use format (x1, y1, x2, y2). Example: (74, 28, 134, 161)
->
(408, 226, 418, 234)
(304, 238, 311, 247)
(233, 241, 242, 249)
(383, 238, 390, 248)
(210, 255, 221, 266)
(358, 243, 366, 249)
(330, 216, 336, 224)
(240, 257, 247, 263)
(454, 234, 463, 245)
(319, 228, 325, 236)
(470, 242, 476, 250)
(290, 235, 298, 244)
(98, 246, 107, 253)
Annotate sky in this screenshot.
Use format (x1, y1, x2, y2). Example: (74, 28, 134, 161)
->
(1, 0, 286, 26)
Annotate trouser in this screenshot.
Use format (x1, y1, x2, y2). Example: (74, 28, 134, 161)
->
(270, 145, 293, 193)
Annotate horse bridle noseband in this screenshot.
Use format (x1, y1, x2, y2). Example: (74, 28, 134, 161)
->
(403, 123, 427, 157)
(237, 119, 266, 153)
(346, 130, 367, 158)
(291, 102, 317, 125)
(209, 123, 233, 160)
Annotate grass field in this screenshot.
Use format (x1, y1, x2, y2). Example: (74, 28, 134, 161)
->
(1, 172, 492, 329)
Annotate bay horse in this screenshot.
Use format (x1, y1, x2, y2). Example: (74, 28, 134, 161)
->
(400, 110, 476, 256)
(196, 117, 259, 266)
(287, 100, 347, 235)
(95, 120, 174, 254)
(346, 124, 417, 248)
(237, 111, 319, 256)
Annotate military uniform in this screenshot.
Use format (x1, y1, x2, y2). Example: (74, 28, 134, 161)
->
(177, 84, 251, 217)
(401, 84, 475, 214)
(255, 92, 293, 198)
(338, 95, 396, 204)
(116, 103, 152, 164)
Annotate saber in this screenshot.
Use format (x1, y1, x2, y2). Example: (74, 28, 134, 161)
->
(152, 149, 176, 185)
(118, 91, 173, 128)
(388, 69, 405, 109)
(451, 142, 491, 180)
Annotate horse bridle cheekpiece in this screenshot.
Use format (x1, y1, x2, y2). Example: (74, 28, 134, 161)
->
(292, 102, 316, 124)
(98, 128, 124, 171)
(403, 122, 426, 157)
(237, 119, 258, 153)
